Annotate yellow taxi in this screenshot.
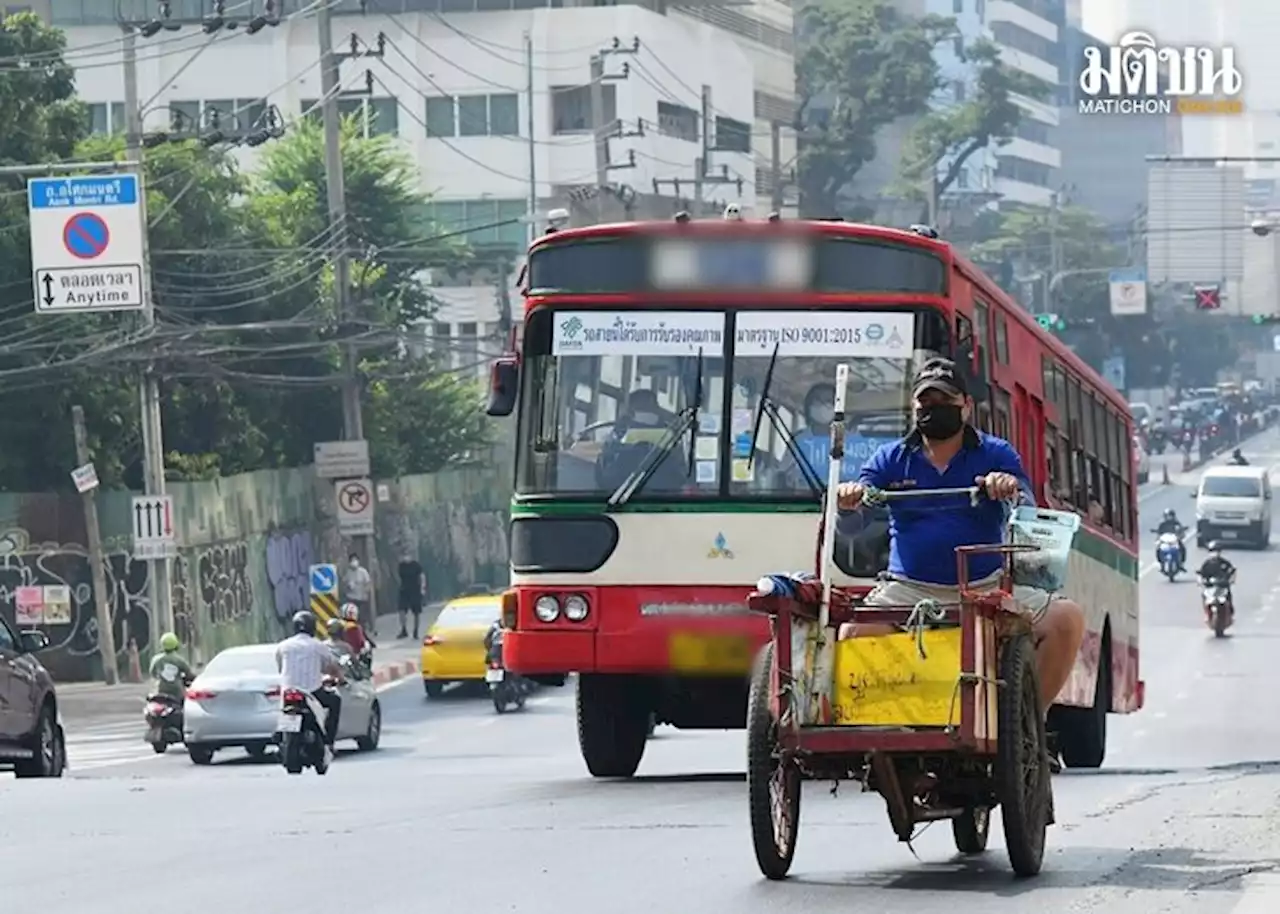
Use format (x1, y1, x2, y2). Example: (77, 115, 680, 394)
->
(421, 594, 502, 697)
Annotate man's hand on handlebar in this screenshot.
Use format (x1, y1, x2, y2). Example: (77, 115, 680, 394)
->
(835, 482, 865, 511)
(976, 472, 1020, 501)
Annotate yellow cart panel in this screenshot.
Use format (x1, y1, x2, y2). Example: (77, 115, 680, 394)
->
(831, 629, 963, 727)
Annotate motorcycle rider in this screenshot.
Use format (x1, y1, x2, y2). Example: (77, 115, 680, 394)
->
(276, 611, 344, 767)
(1231, 448, 1249, 466)
(1196, 542, 1237, 626)
(148, 632, 194, 702)
(325, 618, 355, 662)
(1154, 508, 1188, 571)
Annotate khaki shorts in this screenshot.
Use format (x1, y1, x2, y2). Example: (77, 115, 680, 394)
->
(863, 570, 1054, 625)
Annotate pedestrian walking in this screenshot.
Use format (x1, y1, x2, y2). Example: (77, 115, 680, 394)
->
(343, 553, 374, 635)
(397, 552, 425, 639)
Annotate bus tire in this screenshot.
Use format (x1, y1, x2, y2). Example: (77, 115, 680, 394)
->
(1052, 634, 1111, 769)
(576, 674, 649, 778)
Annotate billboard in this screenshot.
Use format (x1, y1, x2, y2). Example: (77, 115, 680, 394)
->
(1146, 161, 1245, 283)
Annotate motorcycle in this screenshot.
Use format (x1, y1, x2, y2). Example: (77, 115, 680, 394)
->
(1155, 532, 1183, 581)
(276, 676, 340, 775)
(1201, 577, 1233, 638)
(143, 690, 187, 754)
(486, 636, 531, 713)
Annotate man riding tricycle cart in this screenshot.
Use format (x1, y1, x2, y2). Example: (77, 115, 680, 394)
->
(744, 360, 1086, 880)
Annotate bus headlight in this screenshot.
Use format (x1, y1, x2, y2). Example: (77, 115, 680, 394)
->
(563, 594, 589, 621)
(534, 595, 560, 622)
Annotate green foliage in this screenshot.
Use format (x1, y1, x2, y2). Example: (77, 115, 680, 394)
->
(0, 33, 491, 491)
(898, 38, 1050, 212)
(795, 0, 954, 214)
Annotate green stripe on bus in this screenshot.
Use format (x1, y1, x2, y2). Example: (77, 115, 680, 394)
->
(509, 500, 1140, 578)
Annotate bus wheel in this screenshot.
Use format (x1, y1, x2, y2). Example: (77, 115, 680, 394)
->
(1050, 637, 1111, 769)
(577, 674, 650, 778)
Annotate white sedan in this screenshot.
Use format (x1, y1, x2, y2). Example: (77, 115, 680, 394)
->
(182, 644, 382, 765)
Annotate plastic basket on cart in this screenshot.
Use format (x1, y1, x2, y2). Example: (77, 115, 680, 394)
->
(1007, 506, 1080, 592)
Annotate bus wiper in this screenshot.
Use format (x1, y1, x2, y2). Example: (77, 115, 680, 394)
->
(606, 348, 704, 509)
(746, 344, 825, 498)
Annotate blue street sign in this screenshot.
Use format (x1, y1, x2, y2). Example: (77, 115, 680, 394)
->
(309, 563, 338, 596)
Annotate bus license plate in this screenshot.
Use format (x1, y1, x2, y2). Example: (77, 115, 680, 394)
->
(1221, 530, 1237, 539)
(276, 714, 302, 733)
(485, 669, 504, 683)
(668, 632, 753, 675)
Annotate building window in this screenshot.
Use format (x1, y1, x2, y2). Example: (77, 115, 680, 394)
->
(425, 96, 455, 137)
(953, 0, 962, 11)
(4, 5, 32, 14)
(301, 97, 398, 137)
(489, 94, 519, 136)
(423, 198, 530, 247)
(991, 21, 1058, 64)
(954, 36, 964, 56)
(458, 321, 479, 370)
(87, 102, 128, 135)
(657, 101, 698, 142)
(458, 95, 488, 137)
(996, 155, 1052, 187)
(977, 0, 985, 18)
(170, 100, 200, 131)
(954, 80, 966, 102)
(551, 83, 616, 134)
(205, 98, 267, 131)
(1014, 117, 1051, 145)
(715, 116, 751, 153)
(431, 321, 451, 361)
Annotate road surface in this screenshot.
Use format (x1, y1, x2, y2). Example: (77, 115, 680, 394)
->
(10, 435, 1280, 914)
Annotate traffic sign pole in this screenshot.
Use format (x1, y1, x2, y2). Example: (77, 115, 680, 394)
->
(71, 405, 120, 685)
(121, 26, 174, 646)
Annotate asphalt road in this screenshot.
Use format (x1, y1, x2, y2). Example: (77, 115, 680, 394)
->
(11, 433, 1280, 914)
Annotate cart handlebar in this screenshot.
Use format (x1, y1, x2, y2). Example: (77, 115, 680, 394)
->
(863, 484, 986, 507)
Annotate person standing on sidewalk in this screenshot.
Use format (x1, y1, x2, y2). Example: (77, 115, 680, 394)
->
(396, 552, 425, 640)
(343, 553, 374, 635)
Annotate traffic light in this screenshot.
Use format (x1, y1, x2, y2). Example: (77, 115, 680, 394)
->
(1035, 313, 1067, 332)
(1251, 314, 1280, 325)
(1194, 284, 1222, 310)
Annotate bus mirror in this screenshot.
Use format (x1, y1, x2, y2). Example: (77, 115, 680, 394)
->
(486, 356, 520, 417)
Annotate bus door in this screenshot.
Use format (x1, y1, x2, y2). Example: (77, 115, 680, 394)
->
(1016, 383, 1045, 499)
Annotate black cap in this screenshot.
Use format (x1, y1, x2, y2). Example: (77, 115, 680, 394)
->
(912, 358, 968, 399)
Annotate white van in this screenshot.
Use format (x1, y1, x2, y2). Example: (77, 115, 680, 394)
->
(1195, 465, 1272, 548)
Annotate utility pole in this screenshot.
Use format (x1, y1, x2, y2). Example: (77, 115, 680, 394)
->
(695, 84, 711, 210)
(525, 31, 537, 240)
(122, 24, 174, 644)
(770, 121, 783, 211)
(589, 53, 608, 223)
(317, 1, 379, 628)
(655, 83, 740, 213)
(1047, 190, 1062, 313)
(72, 406, 120, 685)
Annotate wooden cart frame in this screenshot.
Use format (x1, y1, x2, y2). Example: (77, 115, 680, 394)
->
(745, 543, 1055, 881)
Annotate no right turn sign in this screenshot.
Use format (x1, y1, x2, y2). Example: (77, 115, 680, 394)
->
(336, 478, 374, 536)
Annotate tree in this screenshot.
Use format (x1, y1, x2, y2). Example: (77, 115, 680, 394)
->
(898, 38, 1051, 220)
(970, 205, 1133, 369)
(795, 0, 954, 215)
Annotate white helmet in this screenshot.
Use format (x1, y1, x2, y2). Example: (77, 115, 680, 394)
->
(341, 602, 359, 621)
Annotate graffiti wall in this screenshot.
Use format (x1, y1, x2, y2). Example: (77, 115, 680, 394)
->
(0, 457, 509, 680)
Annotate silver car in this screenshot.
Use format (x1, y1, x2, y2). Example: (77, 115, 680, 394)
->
(182, 643, 382, 765)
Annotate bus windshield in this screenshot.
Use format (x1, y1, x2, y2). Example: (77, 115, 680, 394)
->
(515, 307, 944, 500)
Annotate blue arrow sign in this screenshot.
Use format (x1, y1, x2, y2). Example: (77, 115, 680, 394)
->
(309, 563, 338, 596)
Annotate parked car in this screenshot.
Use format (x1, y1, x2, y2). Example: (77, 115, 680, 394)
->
(183, 643, 381, 765)
(0, 620, 64, 778)
(421, 594, 504, 698)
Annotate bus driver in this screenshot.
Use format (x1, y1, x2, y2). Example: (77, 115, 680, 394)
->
(834, 358, 1086, 764)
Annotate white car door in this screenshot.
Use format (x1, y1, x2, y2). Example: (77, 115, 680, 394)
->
(337, 672, 373, 740)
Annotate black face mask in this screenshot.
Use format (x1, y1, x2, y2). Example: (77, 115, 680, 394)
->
(915, 403, 964, 440)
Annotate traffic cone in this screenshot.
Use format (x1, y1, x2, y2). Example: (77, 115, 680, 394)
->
(1162, 463, 1171, 485)
(126, 639, 142, 684)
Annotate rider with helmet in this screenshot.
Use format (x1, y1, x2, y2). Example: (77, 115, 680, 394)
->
(275, 611, 344, 765)
(1196, 542, 1237, 626)
(325, 618, 354, 661)
(340, 603, 375, 655)
(148, 631, 194, 701)
(1154, 508, 1188, 570)
(1231, 448, 1249, 466)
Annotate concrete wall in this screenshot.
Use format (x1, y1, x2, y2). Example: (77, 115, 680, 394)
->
(0, 458, 511, 681)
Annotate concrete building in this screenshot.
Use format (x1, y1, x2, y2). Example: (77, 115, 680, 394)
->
(985, 0, 1064, 207)
(36, 0, 793, 367)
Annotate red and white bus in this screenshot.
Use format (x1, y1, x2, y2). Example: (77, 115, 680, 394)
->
(486, 214, 1142, 778)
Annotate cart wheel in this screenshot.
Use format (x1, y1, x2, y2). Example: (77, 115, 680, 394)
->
(952, 806, 990, 855)
(995, 632, 1051, 877)
(747, 643, 800, 880)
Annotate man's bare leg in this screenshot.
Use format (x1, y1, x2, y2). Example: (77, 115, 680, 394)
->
(1032, 599, 1086, 709)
